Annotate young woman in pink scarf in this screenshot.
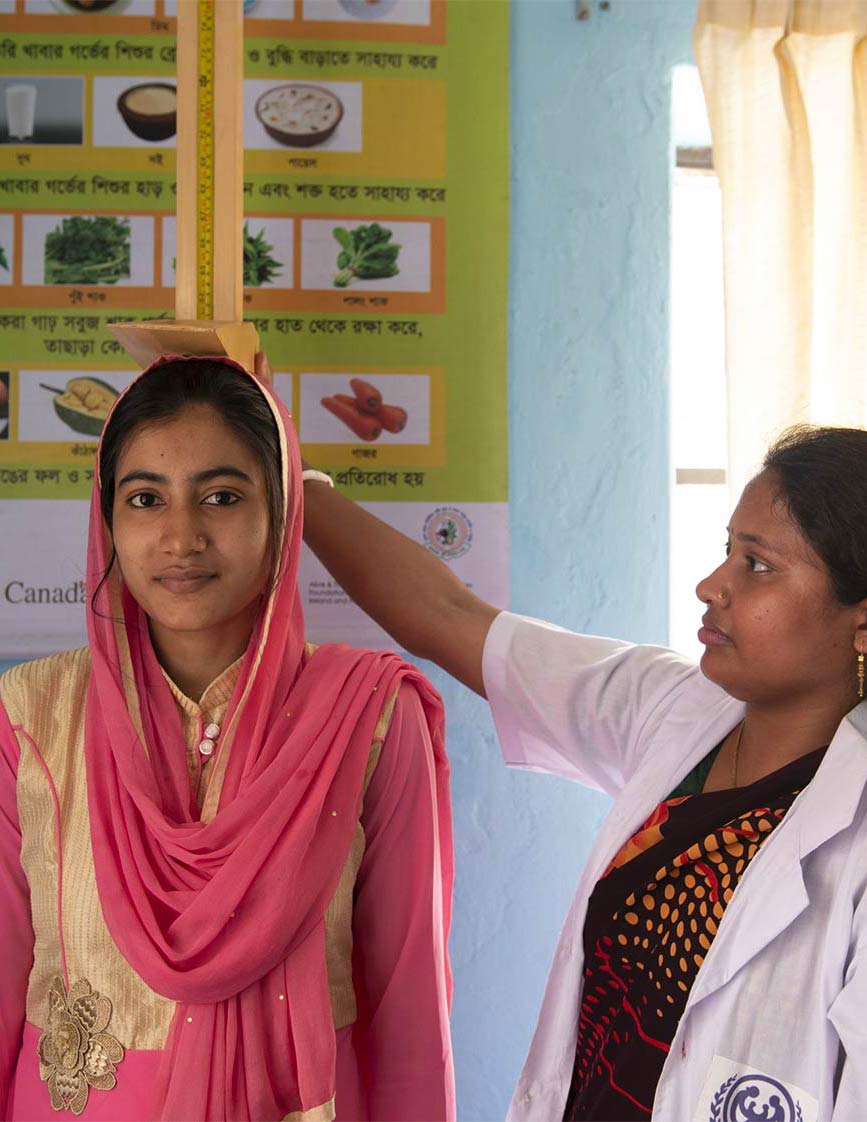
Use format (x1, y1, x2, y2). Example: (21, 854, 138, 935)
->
(0, 356, 455, 1122)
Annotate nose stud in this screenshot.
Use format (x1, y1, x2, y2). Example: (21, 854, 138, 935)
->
(717, 589, 728, 601)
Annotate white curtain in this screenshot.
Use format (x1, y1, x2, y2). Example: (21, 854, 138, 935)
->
(694, 0, 867, 494)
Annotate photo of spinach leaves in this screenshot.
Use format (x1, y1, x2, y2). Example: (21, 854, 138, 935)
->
(243, 222, 282, 287)
(172, 222, 282, 287)
(44, 215, 131, 285)
(0, 246, 8, 272)
(332, 223, 400, 288)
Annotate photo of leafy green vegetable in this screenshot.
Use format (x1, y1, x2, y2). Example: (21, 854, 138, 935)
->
(44, 215, 131, 285)
(170, 222, 283, 287)
(243, 222, 282, 287)
(0, 246, 8, 272)
(332, 223, 400, 288)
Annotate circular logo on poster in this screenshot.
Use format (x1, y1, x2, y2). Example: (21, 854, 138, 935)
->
(423, 507, 473, 561)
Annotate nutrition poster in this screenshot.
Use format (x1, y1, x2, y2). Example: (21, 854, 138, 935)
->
(0, 0, 509, 657)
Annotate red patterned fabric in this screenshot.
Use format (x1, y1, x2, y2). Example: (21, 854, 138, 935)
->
(563, 747, 826, 1121)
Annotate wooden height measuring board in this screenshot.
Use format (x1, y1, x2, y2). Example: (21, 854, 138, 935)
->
(110, 0, 259, 370)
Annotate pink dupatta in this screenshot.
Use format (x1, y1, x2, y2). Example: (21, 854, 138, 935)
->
(83, 356, 452, 1121)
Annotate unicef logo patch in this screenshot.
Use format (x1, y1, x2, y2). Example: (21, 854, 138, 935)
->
(423, 507, 473, 560)
(710, 1074, 802, 1122)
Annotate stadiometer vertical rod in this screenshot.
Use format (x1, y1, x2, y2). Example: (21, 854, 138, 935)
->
(109, 0, 259, 369)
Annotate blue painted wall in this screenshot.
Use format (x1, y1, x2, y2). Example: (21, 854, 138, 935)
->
(1, 2, 697, 1118)
(437, 2, 696, 1118)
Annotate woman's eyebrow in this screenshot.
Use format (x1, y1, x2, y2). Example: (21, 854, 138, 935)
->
(116, 469, 167, 488)
(116, 466, 253, 489)
(191, 466, 254, 484)
(735, 531, 785, 554)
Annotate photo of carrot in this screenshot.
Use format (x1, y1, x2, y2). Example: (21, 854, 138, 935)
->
(318, 376, 413, 443)
(321, 395, 382, 441)
(376, 404, 407, 433)
(349, 377, 382, 414)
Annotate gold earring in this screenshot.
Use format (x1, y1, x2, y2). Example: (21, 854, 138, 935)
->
(858, 652, 865, 700)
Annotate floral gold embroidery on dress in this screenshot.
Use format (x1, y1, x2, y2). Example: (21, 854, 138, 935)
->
(37, 975, 125, 1116)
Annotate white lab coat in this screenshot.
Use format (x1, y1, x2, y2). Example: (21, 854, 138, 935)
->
(482, 611, 867, 1122)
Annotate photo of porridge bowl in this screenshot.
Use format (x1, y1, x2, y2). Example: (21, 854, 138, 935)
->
(254, 83, 344, 148)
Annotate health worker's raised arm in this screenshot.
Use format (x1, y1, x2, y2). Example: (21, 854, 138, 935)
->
(254, 352, 497, 695)
(302, 474, 497, 696)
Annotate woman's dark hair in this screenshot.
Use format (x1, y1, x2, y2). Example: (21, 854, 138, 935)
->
(763, 425, 867, 605)
(98, 360, 284, 591)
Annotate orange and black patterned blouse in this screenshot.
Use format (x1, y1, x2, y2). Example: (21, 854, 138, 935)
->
(563, 744, 827, 1121)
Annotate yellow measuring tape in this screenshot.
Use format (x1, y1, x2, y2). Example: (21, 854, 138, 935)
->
(196, 0, 216, 320)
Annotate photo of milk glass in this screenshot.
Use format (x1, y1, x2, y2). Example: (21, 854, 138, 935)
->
(0, 77, 84, 145)
(5, 86, 37, 141)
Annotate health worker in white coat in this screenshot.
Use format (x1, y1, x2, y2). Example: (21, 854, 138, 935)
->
(289, 354, 867, 1122)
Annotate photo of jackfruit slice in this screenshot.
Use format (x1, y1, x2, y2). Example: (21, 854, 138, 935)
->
(40, 377, 119, 437)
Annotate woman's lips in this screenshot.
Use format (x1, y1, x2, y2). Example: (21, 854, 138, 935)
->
(698, 622, 732, 646)
(155, 571, 216, 594)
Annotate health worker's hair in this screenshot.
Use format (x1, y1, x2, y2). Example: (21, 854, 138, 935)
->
(764, 425, 867, 605)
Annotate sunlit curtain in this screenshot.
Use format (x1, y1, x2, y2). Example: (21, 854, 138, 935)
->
(694, 0, 867, 494)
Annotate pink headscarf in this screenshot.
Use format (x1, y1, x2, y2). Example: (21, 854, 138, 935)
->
(84, 356, 452, 1120)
